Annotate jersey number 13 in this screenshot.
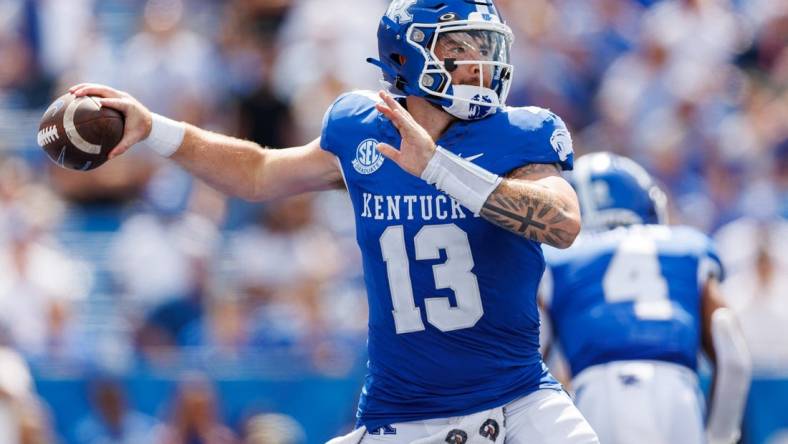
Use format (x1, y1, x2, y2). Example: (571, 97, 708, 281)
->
(380, 224, 483, 334)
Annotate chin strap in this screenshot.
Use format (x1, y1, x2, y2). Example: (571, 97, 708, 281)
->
(442, 84, 501, 120)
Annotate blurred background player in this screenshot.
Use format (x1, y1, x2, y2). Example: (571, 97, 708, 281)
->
(74, 376, 160, 444)
(539, 152, 752, 444)
(0, 345, 52, 444)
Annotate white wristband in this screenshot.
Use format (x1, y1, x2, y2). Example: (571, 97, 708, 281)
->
(420, 146, 502, 214)
(141, 113, 186, 157)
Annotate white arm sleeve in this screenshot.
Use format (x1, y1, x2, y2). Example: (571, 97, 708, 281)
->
(706, 308, 752, 444)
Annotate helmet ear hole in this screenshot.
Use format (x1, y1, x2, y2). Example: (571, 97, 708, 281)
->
(390, 54, 406, 66)
(421, 73, 448, 94)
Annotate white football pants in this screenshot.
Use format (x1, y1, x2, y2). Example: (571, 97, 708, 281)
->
(330, 389, 599, 444)
(572, 360, 705, 444)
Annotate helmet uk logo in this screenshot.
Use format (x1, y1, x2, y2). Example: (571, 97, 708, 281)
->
(469, 94, 493, 120)
(386, 0, 417, 24)
(353, 139, 385, 174)
(550, 128, 573, 161)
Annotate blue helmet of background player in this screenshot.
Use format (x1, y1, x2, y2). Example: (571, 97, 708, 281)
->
(570, 152, 668, 230)
(368, 0, 514, 121)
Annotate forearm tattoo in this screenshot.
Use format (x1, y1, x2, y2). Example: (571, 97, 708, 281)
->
(480, 163, 577, 247)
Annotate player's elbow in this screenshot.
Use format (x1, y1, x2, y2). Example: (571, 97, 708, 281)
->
(246, 183, 275, 203)
(240, 187, 265, 202)
(566, 213, 582, 246)
(245, 149, 276, 202)
(540, 179, 581, 249)
(552, 210, 581, 249)
(239, 177, 266, 203)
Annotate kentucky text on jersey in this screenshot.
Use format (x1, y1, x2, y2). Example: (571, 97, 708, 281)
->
(360, 192, 478, 221)
(321, 90, 574, 429)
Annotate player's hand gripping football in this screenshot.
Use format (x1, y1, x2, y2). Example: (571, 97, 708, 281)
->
(68, 83, 153, 160)
(375, 91, 437, 177)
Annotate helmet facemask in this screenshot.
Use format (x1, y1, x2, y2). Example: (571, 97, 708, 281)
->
(406, 20, 514, 120)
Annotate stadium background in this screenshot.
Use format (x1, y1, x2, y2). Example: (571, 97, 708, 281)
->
(0, 0, 785, 443)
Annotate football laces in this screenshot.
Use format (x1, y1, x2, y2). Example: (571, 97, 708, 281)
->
(37, 125, 59, 146)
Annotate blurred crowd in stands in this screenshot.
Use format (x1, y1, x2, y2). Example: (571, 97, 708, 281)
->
(0, 0, 785, 442)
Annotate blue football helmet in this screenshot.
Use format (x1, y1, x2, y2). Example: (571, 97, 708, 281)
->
(570, 152, 668, 230)
(368, 0, 514, 121)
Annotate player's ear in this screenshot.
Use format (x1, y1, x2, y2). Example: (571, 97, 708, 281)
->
(399, 55, 407, 65)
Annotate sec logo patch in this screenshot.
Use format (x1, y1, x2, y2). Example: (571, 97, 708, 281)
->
(353, 139, 385, 174)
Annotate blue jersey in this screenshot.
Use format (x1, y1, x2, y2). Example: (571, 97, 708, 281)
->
(542, 225, 724, 377)
(321, 91, 573, 429)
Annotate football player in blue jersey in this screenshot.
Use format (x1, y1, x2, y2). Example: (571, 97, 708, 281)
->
(540, 152, 752, 444)
(68, 0, 600, 442)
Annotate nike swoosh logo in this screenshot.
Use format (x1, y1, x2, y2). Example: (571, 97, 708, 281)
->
(465, 153, 484, 161)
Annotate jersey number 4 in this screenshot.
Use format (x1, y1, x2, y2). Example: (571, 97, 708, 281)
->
(602, 235, 673, 320)
(380, 224, 483, 334)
